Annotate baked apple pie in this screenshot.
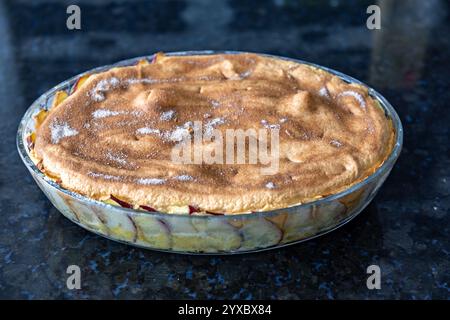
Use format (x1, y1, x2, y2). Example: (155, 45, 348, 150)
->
(18, 51, 402, 253)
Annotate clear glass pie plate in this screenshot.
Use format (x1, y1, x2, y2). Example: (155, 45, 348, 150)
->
(17, 51, 403, 254)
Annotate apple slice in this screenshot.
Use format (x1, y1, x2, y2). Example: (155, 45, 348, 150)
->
(238, 218, 282, 251)
(103, 198, 119, 206)
(191, 219, 242, 252)
(164, 218, 202, 252)
(189, 205, 201, 214)
(152, 52, 164, 63)
(36, 160, 44, 171)
(71, 74, 91, 93)
(69, 201, 108, 234)
(282, 206, 315, 243)
(205, 211, 224, 216)
(98, 208, 137, 242)
(50, 90, 68, 110)
(166, 205, 190, 214)
(26, 132, 36, 150)
(140, 205, 157, 212)
(137, 59, 150, 66)
(108, 195, 133, 209)
(312, 201, 347, 230)
(33, 90, 68, 128)
(41, 189, 81, 225)
(266, 212, 288, 229)
(164, 217, 242, 252)
(33, 109, 48, 129)
(338, 187, 367, 212)
(132, 215, 171, 249)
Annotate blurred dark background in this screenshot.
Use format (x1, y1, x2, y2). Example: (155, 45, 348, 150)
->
(0, 0, 449, 299)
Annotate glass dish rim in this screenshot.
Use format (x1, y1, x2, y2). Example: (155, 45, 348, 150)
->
(16, 50, 403, 220)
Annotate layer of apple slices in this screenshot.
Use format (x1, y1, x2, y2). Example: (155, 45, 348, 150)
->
(88, 195, 347, 251)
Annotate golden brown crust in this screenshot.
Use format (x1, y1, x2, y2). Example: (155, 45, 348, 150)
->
(33, 53, 394, 213)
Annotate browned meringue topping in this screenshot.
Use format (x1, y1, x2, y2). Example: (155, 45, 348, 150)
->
(33, 53, 395, 213)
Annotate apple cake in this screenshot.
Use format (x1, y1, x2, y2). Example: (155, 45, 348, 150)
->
(29, 53, 395, 214)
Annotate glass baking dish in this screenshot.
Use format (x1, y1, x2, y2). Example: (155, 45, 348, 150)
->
(17, 51, 403, 254)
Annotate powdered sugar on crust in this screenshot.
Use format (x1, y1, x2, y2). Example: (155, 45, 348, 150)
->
(161, 121, 193, 142)
(167, 127, 190, 142)
(126, 77, 187, 86)
(126, 78, 157, 85)
(330, 139, 343, 148)
(136, 127, 161, 135)
(92, 109, 142, 119)
(240, 70, 252, 78)
(106, 151, 128, 166)
(210, 100, 221, 108)
(319, 87, 329, 97)
(261, 119, 280, 130)
(88, 171, 122, 181)
(160, 110, 175, 121)
(50, 121, 78, 144)
(136, 178, 166, 185)
(90, 77, 120, 102)
(265, 182, 276, 189)
(89, 76, 228, 103)
(92, 109, 122, 119)
(338, 90, 366, 109)
(204, 117, 225, 137)
(173, 175, 194, 181)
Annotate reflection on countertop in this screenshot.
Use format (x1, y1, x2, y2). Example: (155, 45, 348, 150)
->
(0, 0, 449, 299)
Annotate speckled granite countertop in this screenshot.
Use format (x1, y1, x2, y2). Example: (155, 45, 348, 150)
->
(0, 0, 449, 299)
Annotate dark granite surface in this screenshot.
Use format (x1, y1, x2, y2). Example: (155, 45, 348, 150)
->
(0, 0, 449, 299)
